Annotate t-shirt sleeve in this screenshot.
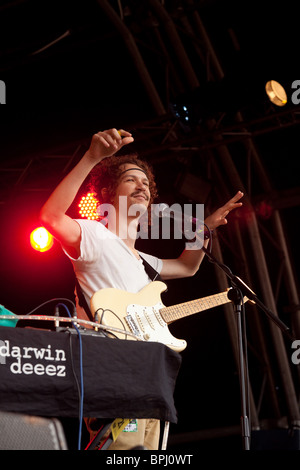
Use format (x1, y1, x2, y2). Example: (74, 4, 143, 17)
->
(63, 219, 105, 264)
(139, 251, 163, 274)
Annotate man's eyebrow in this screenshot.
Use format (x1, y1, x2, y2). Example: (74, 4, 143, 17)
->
(121, 171, 149, 182)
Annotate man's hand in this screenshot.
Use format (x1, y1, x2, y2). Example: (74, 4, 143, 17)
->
(205, 191, 244, 230)
(86, 128, 134, 163)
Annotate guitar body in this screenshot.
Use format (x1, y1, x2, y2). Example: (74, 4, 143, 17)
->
(90, 281, 187, 352)
(90, 281, 249, 352)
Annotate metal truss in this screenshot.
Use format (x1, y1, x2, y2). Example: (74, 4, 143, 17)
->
(0, 0, 299, 444)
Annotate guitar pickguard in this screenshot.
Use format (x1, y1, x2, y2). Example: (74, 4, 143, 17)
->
(125, 303, 187, 352)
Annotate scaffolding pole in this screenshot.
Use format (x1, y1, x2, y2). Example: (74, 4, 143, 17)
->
(96, 0, 166, 116)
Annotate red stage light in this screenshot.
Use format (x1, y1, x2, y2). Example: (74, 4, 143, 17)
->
(78, 193, 99, 220)
(255, 200, 273, 220)
(30, 227, 53, 252)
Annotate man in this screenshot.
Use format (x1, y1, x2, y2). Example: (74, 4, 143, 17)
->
(40, 128, 243, 449)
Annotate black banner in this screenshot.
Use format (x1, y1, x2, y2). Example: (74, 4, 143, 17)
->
(0, 326, 181, 422)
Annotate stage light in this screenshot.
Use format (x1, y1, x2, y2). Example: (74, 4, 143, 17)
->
(255, 200, 273, 220)
(265, 80, 287, 106)
(78, 193, 99, 220)
(30, 227, 53, 252)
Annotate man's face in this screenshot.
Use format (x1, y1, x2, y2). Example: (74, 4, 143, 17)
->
(113, 164, 151, 216)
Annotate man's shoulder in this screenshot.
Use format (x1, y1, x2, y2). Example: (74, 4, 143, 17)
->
(75, 218, 106, 231)
(75, 218, 117, 241)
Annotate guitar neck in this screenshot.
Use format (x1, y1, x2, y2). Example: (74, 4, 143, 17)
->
(160, 291, 230, 324)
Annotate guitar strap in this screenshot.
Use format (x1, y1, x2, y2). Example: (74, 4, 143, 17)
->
(75, 277, 94, 322)
(140, 255, 163, 282)
(74, 255, 163, 322)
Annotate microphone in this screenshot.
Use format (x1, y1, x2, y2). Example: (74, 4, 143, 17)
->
(154, 203, 212, 240)
(154, 203, 202, 227)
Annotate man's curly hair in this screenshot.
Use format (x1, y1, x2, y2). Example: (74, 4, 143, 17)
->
(88, 154, 158, 211)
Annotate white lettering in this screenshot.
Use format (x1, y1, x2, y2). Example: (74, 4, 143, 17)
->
(1, 339, 67, 378)
(23, 347, 34, 358)
(291, 80, 300, 105)
(23, 363, 33, 375)
(0, 340, 66, 362)
(0, 340, 5, 364)
(56, 365, 66, 377)
(10, 357, 22, 374)
(44, 345, 55, 361)
(45, 364, 57, 376)
(34, 364, 45, 375)
(55, 349, 66, 362)
(150, 454, 193, 465)
(9, 357, 66, 377)
(11, 346, 21, 358)
(106, 456, 141, 467)
(96, 200, 205, 249)
(0, 80, 5, 104)
(0, 340, 10, 357)
(291, 340, 300, 365)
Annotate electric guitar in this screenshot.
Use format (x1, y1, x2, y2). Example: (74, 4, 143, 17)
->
(90, 281, 248, 352)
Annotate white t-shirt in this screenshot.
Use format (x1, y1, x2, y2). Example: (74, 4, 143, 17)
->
(64, 219, 163, 310)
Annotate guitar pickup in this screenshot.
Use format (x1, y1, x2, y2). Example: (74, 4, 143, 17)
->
(125, 314, 141, 338)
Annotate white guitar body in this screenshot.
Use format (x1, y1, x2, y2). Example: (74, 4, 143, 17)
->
(90, 281, 248, 352)
(91, 281, 187, 352)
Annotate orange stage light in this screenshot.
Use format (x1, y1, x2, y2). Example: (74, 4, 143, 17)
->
(78, 192, 99, 220)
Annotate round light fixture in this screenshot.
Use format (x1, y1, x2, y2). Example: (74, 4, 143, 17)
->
(265, 80, 287, 106)
(30, 226, 53, 252)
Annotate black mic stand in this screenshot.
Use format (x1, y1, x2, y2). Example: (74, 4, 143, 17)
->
(201, 243, 295, 450)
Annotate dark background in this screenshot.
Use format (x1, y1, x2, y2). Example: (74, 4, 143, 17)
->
(0, 0, 299, 451)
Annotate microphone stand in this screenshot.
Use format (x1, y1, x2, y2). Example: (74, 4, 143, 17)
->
(201, 243, 294, 450)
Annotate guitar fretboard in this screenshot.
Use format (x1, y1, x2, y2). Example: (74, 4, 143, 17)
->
(160, 291, 230, 324)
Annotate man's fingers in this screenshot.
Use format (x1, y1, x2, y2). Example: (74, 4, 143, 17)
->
(117, 128, 132, 137)
(231, 190, 244, 202)
(223, 191, 244, 210)
(96, 130, 121, 149)
(117, 129, 134, 146)
(99, 128, 134, 149)
(121, 136, 134, 146)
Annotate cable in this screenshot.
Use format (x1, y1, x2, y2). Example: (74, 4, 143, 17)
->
(95, 308, 129, 340)
(25, 298, 76, 316)
(55, 302, 84, 451)
(68, 330, 81, 416)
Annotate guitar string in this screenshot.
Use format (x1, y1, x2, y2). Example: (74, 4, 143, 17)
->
(161, 292, 229, 322)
